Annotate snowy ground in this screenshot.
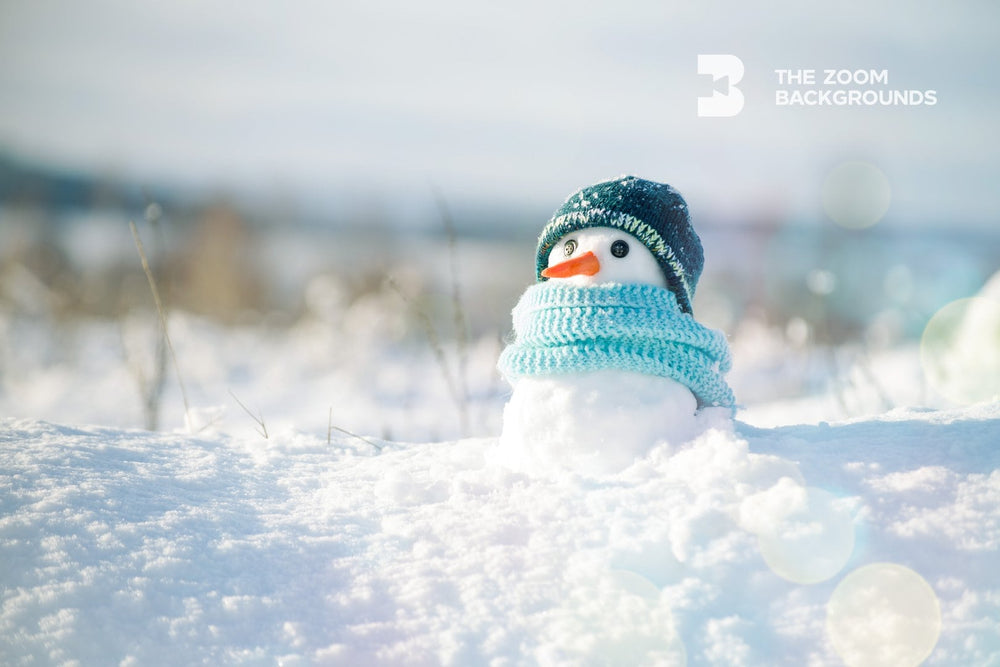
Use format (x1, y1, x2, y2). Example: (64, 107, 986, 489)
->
(2, 266, 999, 665)
(2, 402, 998, 665)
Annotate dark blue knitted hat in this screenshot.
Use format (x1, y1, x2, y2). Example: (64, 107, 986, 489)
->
(535, 175, 704, 313)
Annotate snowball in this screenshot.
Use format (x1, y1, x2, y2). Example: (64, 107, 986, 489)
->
(493, 369, 721, 475)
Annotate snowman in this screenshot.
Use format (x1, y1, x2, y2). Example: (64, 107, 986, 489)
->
(494, 175, 736, 475)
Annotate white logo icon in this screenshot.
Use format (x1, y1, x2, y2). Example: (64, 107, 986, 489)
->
(697, 54, 745, 117)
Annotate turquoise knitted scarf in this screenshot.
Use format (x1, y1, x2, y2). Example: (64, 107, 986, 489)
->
(497, 282, 736, 409)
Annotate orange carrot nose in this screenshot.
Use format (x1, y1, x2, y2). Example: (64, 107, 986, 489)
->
(541, 251, 601, 278)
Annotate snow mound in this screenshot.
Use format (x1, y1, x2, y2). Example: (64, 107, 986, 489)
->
(2, 404, 999, 665)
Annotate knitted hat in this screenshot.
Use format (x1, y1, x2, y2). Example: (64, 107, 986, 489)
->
(536, 175, 704, 313)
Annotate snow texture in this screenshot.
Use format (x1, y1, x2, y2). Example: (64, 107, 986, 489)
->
(496, 370, 710, 475)
(2, 402, 999, 666)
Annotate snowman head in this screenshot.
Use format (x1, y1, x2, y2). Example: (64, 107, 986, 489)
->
(542, 226, 668, 289)
(536, 175, 704, 313)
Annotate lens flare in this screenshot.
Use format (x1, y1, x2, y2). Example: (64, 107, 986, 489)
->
(607, 568, 662, 601)
(821, 161, 891, 229)
(559, 567, 686, 665)
(826, 563, 941, 667)
(753, 484, 855, 585)
(920, 297, 1000, 405)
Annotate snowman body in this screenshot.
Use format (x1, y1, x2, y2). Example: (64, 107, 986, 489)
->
(496, 370, 701, 475)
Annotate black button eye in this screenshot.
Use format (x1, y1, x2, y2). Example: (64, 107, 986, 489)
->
(611, 240, 630, 258)
(563, 239, 578, 257)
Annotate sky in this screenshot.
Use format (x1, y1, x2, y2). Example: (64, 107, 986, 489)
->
(1, 0, 998, 228)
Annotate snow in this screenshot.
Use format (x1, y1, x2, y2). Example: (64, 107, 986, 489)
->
(495, 371, 705, 476)
(2, 400, 998, 665)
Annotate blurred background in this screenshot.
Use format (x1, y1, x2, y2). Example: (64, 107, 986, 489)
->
(1, 0, 998, 438)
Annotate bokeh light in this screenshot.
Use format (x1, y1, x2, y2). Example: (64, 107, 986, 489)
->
(822, 161, 891, 229)
(826, 563, 941, 667)
(806, 268, 837, 296)
(920, 296, 1000, 404)
(755, 485, 855, 585)
(608, 568, 663, 601)
(571, 568, 686, 666)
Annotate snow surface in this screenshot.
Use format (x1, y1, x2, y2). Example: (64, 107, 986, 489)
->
(2, 401, 999, 665)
